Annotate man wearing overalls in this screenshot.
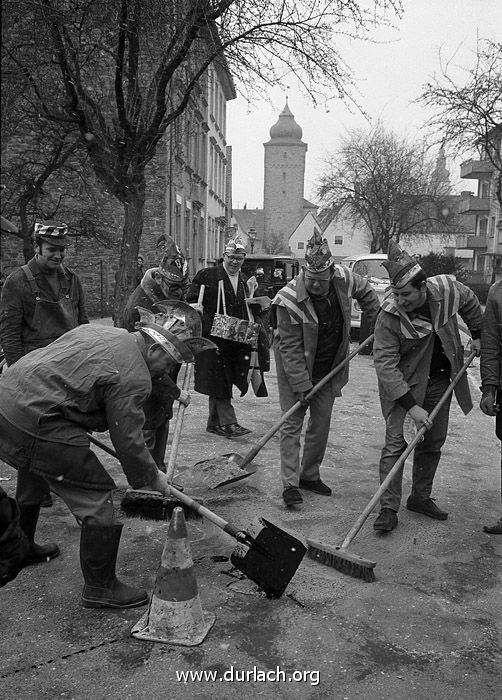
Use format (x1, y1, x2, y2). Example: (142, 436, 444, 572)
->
(0, 220, 88, 522)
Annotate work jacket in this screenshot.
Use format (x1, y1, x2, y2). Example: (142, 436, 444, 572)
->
(373, 275, 483, 417)
(480, 280, 502, 391)
(272, 265, 380, 396)
(0, 257, 88, 365)
(0, 325, 162, 490)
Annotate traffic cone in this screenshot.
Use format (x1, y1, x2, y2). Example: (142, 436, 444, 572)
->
(131, 507, 215, 645)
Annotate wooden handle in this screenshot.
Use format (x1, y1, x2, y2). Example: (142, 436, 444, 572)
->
(340, 350, 477, 549)
(87, 432, 237, 536)
(197, 284, 205, 306)
(165, 363, 192, 482)
(239, 334, 375, 468)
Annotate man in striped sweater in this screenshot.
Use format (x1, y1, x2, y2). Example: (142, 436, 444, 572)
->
(273, 232, 380, 507)
(373, 242, 482, 533)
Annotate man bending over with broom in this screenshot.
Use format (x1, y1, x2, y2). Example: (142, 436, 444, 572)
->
(0, 317, 210, 609)
(372, 242, 482, 533)
(273, 231, 380, 507)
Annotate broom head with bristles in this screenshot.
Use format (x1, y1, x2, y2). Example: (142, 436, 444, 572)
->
(120, 490, 202, 521)
(306, 539, 376, 583)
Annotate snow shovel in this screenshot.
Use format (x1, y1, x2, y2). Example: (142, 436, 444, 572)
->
(193, 333, 375, 488)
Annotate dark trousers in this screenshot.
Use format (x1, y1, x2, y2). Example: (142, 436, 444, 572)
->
(207, 397, 237, 428)
(379, 374, 451, 511)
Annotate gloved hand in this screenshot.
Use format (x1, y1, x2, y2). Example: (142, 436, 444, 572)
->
(189, 303, 204, 314)
(178, 390, 191, 406)
(295, 391, 309, 408)
(480, 388, 498, 416)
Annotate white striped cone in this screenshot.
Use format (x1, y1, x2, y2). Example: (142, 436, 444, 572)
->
(131, 507, 215, 646)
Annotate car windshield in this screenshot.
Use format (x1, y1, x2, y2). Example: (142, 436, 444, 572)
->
(353, 259, 389, 284)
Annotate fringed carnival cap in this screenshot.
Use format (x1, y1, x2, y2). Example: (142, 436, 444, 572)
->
(224, 237, 247, 256)
(382, 240, 425, 289)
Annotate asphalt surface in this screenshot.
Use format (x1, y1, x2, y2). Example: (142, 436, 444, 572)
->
(0, 333, 501, 700)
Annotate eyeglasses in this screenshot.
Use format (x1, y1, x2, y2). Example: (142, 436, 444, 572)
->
(225, 254, 245, 262)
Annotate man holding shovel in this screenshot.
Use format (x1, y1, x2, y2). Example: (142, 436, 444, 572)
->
(0, 318, 203, 608)
(273, 231, 380, 507)
(479, 279, 502, 535)
(372, 242, 482, 533)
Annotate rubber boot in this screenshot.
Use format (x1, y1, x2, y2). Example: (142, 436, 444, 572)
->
(80, 523, 149, 609)
(18, 504, 60, 565)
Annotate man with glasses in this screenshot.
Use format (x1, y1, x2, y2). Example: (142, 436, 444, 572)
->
(273, 231, 380, 506)
(187, 238, 256, 438)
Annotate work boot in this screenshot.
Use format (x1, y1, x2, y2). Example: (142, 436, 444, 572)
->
(18, 504, 60, 565)
(483, 517, 502, 534)
(299, 478, 332, 496)
(373, 508, 398, 533)
(80, 522, 149, 609)
(406, 496, 448, 520)
(282, 486, 303, 506)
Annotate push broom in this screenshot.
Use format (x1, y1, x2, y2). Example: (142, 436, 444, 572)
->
(307, 350, 477, 582)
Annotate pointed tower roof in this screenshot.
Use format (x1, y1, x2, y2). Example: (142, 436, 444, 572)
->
(267, 100, 303, 142)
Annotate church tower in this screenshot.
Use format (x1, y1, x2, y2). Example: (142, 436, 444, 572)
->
(263, 101, 307, 252)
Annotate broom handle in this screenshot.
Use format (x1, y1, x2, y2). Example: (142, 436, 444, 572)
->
(88, 431, 243, 540)
(340, 350, 476, 549)
(239, 333, 375, 469)
(165, 363, 192, 483)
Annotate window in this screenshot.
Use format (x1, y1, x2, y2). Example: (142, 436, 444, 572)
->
(480, 181, 490, 198)
(297, 241, 304, 250)
(479, 218, 488, 236)
(334, 236, 343, 245)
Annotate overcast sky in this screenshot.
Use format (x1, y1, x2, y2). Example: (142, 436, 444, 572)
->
(226, 0, 501, 210)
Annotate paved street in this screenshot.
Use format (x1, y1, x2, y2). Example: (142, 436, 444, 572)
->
(1, 344, 501, 700)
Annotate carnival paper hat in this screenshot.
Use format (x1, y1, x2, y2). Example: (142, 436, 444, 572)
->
(382, 240, 424, 288)
(224, 237, 246, 255)
(304, 230, 333, 272)
(158, 235, 188, 283)
(136, 303, 216, 363)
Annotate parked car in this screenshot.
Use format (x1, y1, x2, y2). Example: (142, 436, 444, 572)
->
(241, 254, 300, 299)
(341, 254, 389, 339)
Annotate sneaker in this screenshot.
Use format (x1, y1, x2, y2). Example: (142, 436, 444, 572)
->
(299, 478, 332, 496)
(406, 496, 448, 520)
(282, 487, 303, 506)
(483, 517, 502, 534)
(226, 423, 252, 437)
(373, 508, 398, 532)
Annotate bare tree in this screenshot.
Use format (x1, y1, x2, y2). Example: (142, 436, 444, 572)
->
(2, 0, 402, 322)
(419, 39, 502, 208)
(316, 125, 457, 253)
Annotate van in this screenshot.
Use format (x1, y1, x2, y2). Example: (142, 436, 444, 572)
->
(346, 254, 389, 337)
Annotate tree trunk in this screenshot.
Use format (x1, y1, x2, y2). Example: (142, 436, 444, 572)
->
(113, 174, 146, 327)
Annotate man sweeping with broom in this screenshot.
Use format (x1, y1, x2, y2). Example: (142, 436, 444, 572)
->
(0, 315, 210, 609)
(372, 242, 482, 533)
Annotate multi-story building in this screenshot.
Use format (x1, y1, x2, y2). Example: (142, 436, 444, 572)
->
(455, 125, 502, 283)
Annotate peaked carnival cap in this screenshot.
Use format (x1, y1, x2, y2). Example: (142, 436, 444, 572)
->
(34, 221, 69, 246)
(136, 302, 216, 363)
(382, 240, 424, 288)
(304, 230, 333, 272)
(224, 237, 246, 255)
(158, 234, 188, 283)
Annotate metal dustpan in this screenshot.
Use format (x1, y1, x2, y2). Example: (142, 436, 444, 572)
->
(195, 335, 375, 488)
(193, 453, 258, 488)
(231, 517, 306, 598)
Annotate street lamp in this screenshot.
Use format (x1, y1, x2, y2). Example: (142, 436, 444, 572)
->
(248, 227, 257, 253)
